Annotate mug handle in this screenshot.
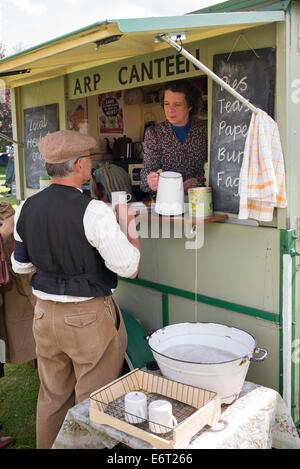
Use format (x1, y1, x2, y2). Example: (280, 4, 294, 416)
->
(127, 193, 132, 202)
(170, 415, 177, 428)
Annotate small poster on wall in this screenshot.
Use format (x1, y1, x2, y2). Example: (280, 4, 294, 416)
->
(98, 91, 124, 135)
(66, 97, 88, 133)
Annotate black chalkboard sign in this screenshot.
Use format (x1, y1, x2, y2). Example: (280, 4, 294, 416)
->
(24, 104, 59, 189)
(209, 47, 276, 214)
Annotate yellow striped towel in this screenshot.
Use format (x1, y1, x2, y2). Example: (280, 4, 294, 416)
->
(238, 109, 287, 222)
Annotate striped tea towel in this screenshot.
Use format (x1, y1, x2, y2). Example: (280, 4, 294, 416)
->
(238, 109, 287, 222)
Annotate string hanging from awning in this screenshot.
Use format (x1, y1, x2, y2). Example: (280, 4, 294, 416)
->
(156, 33, 258, 114)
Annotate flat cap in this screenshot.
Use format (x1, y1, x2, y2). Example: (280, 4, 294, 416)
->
(38, 130, 96, 164)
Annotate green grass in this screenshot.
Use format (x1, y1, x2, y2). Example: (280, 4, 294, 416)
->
(0, 363, 40, 449)
(0, 164, 17, 208)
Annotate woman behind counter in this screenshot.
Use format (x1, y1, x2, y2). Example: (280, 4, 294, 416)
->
(140, 79, 207, 194)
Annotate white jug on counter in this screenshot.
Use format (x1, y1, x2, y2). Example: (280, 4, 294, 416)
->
(155, 171, 184, 216)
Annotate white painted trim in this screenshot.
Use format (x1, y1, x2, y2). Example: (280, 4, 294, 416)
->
(283, 254, 292, 410)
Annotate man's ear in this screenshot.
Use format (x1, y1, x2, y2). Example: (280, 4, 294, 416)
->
(73, 158, 81, 173)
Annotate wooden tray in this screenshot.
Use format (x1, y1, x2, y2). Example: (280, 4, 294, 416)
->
(90, 369, 221, 449)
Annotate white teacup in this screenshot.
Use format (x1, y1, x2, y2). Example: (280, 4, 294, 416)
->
(111, 191, 132, 209)
(148, 400, 177, 434)
(124, 391, 147, 424)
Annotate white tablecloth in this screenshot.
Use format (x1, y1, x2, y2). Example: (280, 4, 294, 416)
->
(52, 381, 300, 450)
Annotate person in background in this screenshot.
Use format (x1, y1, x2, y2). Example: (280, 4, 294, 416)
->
(140, 79, 207, 194)
(91, 161, 135, 203)
(11, 130, 140, 449)
(0, 202, 36, 367)
(0, 433, 14, 449)
(4, 145, 14, 194)
(0, 214, 15, 449)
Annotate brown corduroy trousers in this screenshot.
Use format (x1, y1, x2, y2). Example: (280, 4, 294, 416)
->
(32, 295, 127, 449)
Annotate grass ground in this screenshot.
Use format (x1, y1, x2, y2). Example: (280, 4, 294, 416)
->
(0, 363, 39, 449)
(0, 164, 17, 208)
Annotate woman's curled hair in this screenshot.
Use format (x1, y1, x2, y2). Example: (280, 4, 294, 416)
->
(164, 79, 202, 117)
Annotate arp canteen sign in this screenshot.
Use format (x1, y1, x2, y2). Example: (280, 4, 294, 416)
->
(68, 46, 202, 99)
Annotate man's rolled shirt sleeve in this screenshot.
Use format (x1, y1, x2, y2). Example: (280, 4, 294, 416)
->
(11, 202, 36, 274)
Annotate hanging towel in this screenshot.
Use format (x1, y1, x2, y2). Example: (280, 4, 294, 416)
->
(238, 109, 287, 222)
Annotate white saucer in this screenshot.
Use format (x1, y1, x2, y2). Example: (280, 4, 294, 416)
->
(129, 202, 145, 208)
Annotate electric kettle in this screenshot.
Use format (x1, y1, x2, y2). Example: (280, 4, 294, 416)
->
(155, 171, 184, 216)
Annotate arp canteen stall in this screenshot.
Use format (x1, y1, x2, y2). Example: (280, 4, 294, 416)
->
(0, 0, 299, 439)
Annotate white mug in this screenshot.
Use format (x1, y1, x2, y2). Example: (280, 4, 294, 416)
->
(111, 191, 132, 208)
(124, 391, 147, 424)
(148, 400, 177, 434)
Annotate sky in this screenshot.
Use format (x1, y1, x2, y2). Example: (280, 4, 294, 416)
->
(0, 0, 226, 56)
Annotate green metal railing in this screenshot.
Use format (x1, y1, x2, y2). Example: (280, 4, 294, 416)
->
(121, 275, 280, 326)
(280, 230, 298, 421)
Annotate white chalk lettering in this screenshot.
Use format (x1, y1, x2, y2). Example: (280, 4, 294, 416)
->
(225, 175, 240, 190)
(31, 151, 44, 162)
(217, 147, 244, 165)
(218, 98, 250, 114)
(216, 171, 239, 196)
(220, 75, 248, 93)
(29, 115, 47, 132)
(218, 120, 248, 141)
(217, 171, 225, 186)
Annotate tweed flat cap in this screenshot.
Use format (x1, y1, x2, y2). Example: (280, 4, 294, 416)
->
(38, 130, 96, 164)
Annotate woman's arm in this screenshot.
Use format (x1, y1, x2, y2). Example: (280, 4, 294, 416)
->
(140, 126, 161, 193)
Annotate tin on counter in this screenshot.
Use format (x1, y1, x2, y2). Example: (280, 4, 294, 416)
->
(188, 187, 213, 218)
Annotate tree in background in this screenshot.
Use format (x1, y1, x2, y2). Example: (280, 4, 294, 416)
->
(0, 44, 12, 153)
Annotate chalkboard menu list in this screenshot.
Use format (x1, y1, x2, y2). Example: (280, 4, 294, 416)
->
(24, 103, 59, 189)
(209, 48, 276, 214)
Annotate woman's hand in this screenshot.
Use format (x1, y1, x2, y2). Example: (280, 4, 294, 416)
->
(183, 178, 198, 193)
(147, 170, 163, 191)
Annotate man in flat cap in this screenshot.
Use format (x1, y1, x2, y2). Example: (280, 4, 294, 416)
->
(11, 130, 140, 449)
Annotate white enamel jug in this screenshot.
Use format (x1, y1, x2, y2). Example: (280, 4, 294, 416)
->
(155, 171, 184, 216)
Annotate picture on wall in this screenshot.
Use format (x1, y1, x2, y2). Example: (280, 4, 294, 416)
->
(98, 91, 124, 135)
(66, 97, 88, 133)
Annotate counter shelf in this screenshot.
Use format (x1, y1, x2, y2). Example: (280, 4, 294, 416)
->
(133, 207, 228, 224)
